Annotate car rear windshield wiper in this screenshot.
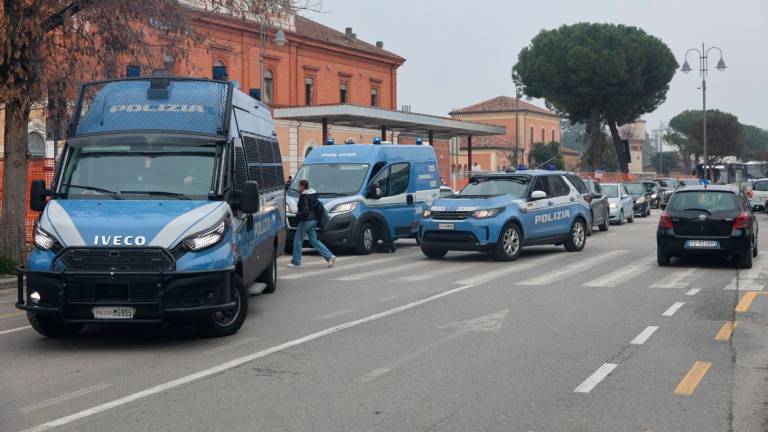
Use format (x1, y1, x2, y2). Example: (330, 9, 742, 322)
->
(318, 192, 347, 197)
(67, 184, 122, 200)
(120, 190, 191, 200)
(682, 207, 712, 215)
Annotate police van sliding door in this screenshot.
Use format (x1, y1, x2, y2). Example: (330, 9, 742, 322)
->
(366, 162, 414, 237)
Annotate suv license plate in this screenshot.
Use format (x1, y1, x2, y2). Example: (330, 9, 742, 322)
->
(438, 223, 455, 230)
(92, 307, 135, 320)
(685, 240, 720, 249)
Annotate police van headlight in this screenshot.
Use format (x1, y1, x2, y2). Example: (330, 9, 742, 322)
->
(422, 208, 432, 218)
(33, 225, 55, 250)
(182, 218, 229, 251)
(329, 201, 358, 215)
(609, 202, 617, 209)
(472, 208, 503, 219)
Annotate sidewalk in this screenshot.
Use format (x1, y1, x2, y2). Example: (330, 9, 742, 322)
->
(732, 291, 768, 432)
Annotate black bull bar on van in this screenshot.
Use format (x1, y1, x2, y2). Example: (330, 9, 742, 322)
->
(15, 266, 236, 324)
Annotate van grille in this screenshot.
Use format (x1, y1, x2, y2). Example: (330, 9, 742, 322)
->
(55, 248, 174, 272)
(431, 210, 473, 221)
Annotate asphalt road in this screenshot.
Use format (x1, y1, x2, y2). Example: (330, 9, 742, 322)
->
(2, 210, 768, 432)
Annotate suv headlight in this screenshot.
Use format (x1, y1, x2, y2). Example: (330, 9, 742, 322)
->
(651, 193, 658, 199)
(422, 208, 432, 218)
(182, 218, 229, 251)
(472, 208, 503, 219)
(636, 197, 646, 204)
(33, 225, 55, 250)
(609, 202, 617, 209)
(329, 201, 358, 215)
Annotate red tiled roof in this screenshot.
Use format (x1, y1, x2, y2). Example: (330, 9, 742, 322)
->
(294, 15, 405, 63)
(451, 96, 559, 117)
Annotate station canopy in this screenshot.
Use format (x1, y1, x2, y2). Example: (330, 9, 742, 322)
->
(274, 104, 505, 139)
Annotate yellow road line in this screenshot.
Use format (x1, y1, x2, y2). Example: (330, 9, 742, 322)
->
(674, 361, 712, 396)
(714, 320, 737, 341)
(735, 292, 759, 313)
(0, 311, 24, 320)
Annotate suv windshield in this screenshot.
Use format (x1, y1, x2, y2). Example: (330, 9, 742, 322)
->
(668, 191, 740, 213)
(289, 163, 369, 197)
(602, 184, 619, 198)
(59, 143, 220, 200)
(459, 177, 530, 198)
(625, 183, 644, 195)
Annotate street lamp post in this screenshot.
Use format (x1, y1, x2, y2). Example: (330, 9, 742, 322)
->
(680, 43, 727, 182)
(510, 67, 522, 168)
(259, 18, 287, 101)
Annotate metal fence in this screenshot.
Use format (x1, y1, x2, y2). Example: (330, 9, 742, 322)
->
(0, 158, 56, 243)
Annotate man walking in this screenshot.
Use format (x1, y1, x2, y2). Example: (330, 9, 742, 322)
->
(290, 179, 336, 268)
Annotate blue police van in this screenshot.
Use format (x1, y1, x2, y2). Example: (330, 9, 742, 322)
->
(419, 170, 590, 260)
(16, 75, 285, 337)
(286, 142, 439, 254)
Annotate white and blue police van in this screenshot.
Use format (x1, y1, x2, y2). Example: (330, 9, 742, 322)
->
(286, 140, 439, 254)
(419, 170, 590, 260)
(16, 75, 285, 337)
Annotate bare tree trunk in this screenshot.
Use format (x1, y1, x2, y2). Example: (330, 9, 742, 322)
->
(0, 99, 30, 264)
(607, 119, 629, 173)
(587, 105, 602, 171)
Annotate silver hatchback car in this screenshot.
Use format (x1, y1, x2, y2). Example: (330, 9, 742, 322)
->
(602, 183, 634, 224)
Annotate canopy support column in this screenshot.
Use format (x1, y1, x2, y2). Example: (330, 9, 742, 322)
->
(428, 130, 434, 146)
(381, 125, 387, 141)
(322, 118, 328, 145)
(467, 135, 473, 172)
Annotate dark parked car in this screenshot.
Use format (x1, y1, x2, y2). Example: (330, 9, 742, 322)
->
(643, 181, 661, 208)
(582, 178, 610, 233)
(678, 178, 702, 187)
(657, 185, 758, 268)
(626, 182, 651, 217)
(655, 178, 680, 209)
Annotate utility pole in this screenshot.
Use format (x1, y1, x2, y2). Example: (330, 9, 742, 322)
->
(658, 120, 663, 175)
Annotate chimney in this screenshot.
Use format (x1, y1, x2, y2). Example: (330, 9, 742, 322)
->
(376, 41, 384, 48)
(345, 27, 356, 40)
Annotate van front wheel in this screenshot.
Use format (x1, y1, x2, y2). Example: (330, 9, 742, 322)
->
(198, 273, 248, 337)
(355, 222, 376, 255)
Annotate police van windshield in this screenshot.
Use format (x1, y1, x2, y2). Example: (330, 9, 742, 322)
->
(289, 163, 369, 197)
(459, 177, 530, 198)
(602, 184, 619, 198)
(59, 143, 220, 200)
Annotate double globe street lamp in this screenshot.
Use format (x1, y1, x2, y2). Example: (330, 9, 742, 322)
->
(680, 44, 727, 182)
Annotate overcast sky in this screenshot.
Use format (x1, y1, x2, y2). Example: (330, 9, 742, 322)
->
(305, 0, 768, 133)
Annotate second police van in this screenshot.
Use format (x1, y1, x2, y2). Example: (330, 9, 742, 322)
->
(286, 140, 440, 254)
(419, 170, 590, 260)
(17, 75, 285, 338)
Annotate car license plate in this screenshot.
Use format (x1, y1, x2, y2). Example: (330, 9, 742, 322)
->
(92, 306, 135, 320)
(685, 240, 720, 249)
(438, 223, 455, 230)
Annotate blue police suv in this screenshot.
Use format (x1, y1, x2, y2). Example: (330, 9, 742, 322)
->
(419, 171, 590, 260)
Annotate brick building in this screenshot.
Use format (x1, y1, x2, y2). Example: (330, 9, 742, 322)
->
(449, 96, 562, 172)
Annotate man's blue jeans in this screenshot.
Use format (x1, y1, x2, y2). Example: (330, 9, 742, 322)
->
(292, 219, 333, 266)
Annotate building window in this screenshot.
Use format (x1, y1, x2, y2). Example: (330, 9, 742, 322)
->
(340, 83, 349, 104)
(264, 70, 274, 103)
(305, 77, 314, 106)
(541, 128, 545, 143)
(551, 129, 556, 142)
(370, 88, 379, 107)
(28, 132, 46, 157)
(530, 126, 534, 145)
(212, 60, 227, 80)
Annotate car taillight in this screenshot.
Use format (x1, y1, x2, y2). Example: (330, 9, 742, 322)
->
(734, 212, 751, 230)
(659, 212, 673, 229)
(748, 190, 754, 198)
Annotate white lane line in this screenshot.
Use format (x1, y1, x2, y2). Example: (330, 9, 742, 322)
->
(357, 368, 390, 383)
(396, 263, 475, 283)
(333, 260, 430, 281)
(0, 325, 31, 336)
(650, 268, 698, 289)
(281, 254, 415, 280)
(574, 363, 618, 393)
(316, 309, 353, 320)
(518, 250, 627, 286)
(630, 326, 659, 345)
(662, 302, 685, 317)
(20, 383, 112, 413)
(686, 288, 701, 296)
(583, 256, 654, 287)
(456, 252, 566, 286)
(20, 282, 480, 432)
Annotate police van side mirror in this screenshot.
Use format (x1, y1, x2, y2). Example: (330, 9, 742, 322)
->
(530, 190, 547, 200)
(30, 180, 49, 212)
(241, 181, 260, 213)
(366, 184, 381, 200)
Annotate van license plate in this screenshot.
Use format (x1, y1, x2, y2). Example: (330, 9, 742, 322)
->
(92, 307, 135, 320)
(438, 223, 455, 230)
(685, 240, 719, 249)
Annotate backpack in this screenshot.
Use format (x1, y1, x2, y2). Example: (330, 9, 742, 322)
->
(315, 202, 330, 231)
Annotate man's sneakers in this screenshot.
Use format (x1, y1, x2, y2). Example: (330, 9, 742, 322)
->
(328, 255, 336, 268)
(286, 263, 301, 269)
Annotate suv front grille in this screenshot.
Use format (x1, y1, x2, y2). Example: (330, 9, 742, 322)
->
(431, 210, 473, 221)
(55, 248, 174, 272)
